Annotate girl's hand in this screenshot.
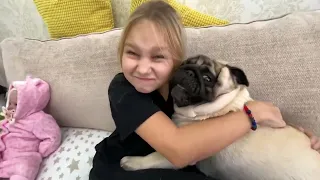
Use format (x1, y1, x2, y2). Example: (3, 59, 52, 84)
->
(297, 127, 320, 152)
(246, 101, 286, 128)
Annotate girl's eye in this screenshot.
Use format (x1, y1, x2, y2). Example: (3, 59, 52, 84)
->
(203, 75, 211, 82)
(153, 55, 165, 60)
(126, 51, 138, 56)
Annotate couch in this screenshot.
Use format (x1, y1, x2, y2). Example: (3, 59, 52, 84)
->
(1, 0, 320, 86)
(0, 7, 319, 180)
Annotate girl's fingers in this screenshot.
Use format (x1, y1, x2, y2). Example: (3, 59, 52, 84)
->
(302, 128, 315, 138)
(297, 126, 320, 151)
(310, 136, 318, 145)
(312, 140, 320, 151)
(298, 126, 304, 132)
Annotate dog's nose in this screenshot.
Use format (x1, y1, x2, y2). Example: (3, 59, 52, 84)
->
(186, 70, 195, 77)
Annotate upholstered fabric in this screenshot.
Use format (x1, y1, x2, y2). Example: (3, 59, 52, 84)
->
(0, 0, 49, 87)
(130, 0, 229, 27)
(33, 0, 114, 39)
(183, 11, 320, 135)
(1, 0, 320, 88)
(0, 48, 5, 87)
(1, 10, 320, 135)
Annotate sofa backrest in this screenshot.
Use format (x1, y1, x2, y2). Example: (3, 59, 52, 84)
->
(1, 10, 320, 134)
(0, 47, 6, 87)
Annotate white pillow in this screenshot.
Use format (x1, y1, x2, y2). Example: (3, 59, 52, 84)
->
(36, 127, 111, 180)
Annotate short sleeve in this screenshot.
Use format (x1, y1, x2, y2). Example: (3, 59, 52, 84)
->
(108, 73, 160, 140)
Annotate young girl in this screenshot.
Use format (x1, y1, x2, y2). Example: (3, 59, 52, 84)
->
(89, 1, 320, 179)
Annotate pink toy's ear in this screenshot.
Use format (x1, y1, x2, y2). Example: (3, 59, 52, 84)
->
(25, 75, 41, 86)
(32, 78, 42, 85)
(26, 75, 33, 80)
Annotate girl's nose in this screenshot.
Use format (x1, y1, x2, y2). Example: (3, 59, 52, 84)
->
(136, 57, 151, 75)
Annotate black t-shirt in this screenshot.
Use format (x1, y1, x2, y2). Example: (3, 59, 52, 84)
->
(95, 73, 174, 164)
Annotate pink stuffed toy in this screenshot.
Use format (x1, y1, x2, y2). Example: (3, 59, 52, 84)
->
(0, 76, 61, 180)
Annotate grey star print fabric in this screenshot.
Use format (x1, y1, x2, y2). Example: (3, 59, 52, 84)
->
(36, 128, 111, 180)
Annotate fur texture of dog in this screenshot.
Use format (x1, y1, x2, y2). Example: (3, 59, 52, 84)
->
(120, 55, 320, 180)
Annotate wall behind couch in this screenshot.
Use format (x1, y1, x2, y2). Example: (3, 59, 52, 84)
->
(0, 0, 319, 43)
(112, 0, 320, 27)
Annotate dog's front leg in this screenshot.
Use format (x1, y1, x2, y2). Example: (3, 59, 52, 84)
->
(120, 152, 176, 171)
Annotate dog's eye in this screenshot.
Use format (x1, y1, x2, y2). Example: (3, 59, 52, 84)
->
(203, 75, 211, 82)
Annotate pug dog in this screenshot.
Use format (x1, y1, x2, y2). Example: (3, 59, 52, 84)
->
(120, 55, 320, 180)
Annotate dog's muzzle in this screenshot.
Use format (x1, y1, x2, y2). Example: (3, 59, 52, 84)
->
(171, 84, 190, 107)
(170, 67, 207, 107)
(171, 69, 200, 94)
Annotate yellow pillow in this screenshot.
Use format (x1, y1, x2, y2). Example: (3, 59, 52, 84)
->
(34, 0, 114, 39)
(130, 0, 229, 27)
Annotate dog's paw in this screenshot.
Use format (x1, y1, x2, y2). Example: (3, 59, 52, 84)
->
(120, 156, 145, 171)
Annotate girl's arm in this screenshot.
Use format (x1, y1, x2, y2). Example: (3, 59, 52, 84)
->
(136, 101, 286, 168)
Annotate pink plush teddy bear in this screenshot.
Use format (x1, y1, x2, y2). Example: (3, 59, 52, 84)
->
(0, 76, 61, 180)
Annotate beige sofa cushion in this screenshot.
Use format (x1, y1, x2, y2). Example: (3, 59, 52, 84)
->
(1, 30, 123, 131)
(1, 10, 320, 134)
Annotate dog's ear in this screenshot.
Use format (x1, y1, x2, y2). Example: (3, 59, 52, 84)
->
(227, 65, 249, 87)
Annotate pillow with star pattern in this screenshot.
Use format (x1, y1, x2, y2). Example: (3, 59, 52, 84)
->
(36, 128, 111, 180)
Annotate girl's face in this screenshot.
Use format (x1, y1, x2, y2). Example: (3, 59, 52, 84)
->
(121, 20, 175, 93)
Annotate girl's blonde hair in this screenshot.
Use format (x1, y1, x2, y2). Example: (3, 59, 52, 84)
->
(117, 0, 186, 68)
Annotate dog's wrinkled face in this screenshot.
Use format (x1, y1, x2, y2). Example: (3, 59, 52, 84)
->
(170, 55, 249, 107)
